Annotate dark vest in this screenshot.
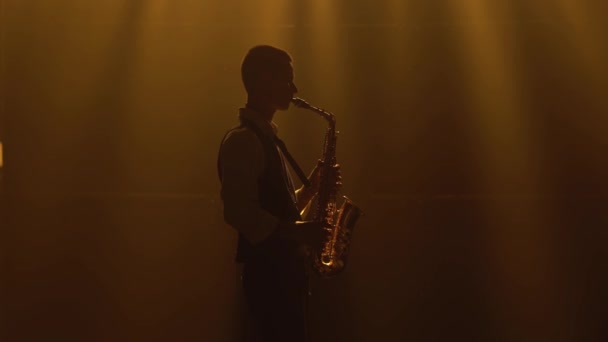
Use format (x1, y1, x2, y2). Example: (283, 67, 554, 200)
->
(218, 118, 302, 262)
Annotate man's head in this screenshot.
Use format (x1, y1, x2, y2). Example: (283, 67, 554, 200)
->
(241, 45, 298, 111)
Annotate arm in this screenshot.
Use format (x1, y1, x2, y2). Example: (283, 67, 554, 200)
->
(220, 129, 322, 246)
(219, 129, 279, 245)
(295, 185, 316, 213)
(295, 160, 322, 212)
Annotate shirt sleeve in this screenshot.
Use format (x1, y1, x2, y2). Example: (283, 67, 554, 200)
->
(219, 128, 280, 245)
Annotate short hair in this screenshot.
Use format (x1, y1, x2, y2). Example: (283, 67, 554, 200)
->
(241, 45, 292, 95)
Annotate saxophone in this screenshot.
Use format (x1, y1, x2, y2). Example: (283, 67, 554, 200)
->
(292, 97, 363, 278)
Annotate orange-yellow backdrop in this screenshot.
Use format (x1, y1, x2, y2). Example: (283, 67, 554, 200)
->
(2, 1, 607, 341)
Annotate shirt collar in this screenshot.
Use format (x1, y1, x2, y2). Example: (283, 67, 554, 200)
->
(238, 107, 279, 137)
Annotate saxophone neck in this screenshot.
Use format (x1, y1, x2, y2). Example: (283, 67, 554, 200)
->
(292, 97, 335, 123)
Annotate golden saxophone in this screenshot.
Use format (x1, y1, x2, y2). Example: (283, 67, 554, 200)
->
(292, 97, 363, 278)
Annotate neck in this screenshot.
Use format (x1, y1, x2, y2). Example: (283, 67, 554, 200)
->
(246, 97, 275, 122)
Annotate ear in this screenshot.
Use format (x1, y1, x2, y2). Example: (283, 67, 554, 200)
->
(257, 70, 273, 85)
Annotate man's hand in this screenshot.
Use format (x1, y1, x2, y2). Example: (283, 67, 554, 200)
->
(303, 160, 342, 194)
(305, 160, 322, 194)
(296, 160, 343, 211)
(324, 161, 342, 191)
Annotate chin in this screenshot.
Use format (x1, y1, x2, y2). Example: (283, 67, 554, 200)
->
(277, 101, 291, 111)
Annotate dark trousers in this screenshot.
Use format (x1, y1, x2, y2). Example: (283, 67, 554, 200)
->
(242, 257, 309, 342)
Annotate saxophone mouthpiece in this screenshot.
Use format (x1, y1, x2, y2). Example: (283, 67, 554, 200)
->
(291, 97, 310, 109)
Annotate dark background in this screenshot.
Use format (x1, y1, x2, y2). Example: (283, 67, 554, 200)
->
(2, 1, 607, 341)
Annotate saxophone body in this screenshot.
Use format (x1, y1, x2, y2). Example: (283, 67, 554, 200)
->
(292, 97, 363, 278)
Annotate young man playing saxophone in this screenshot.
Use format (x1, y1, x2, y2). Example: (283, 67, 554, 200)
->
(218, 45, 339, 342)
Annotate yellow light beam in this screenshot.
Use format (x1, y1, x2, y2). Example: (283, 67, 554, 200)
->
(449, 0, 560, 339)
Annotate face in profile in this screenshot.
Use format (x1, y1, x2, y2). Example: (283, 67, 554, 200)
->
(269, 62, 298, 111)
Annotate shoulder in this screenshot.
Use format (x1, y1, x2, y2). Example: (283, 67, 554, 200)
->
(219, 126, 266, 173)
(222, 126, 260, 148)
(220, 126, 264, 158)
